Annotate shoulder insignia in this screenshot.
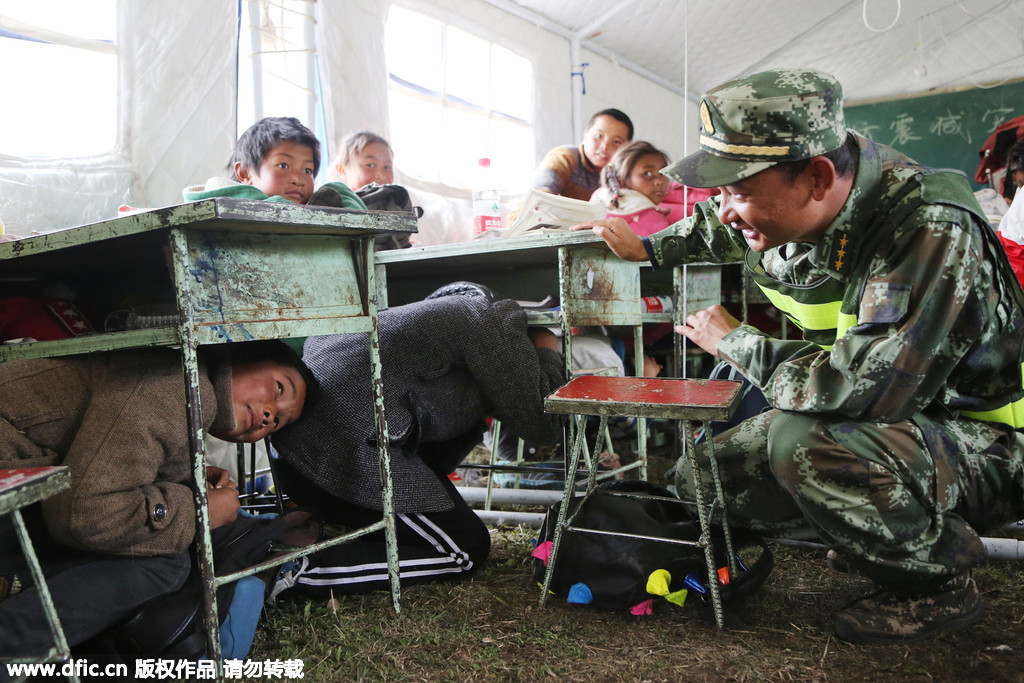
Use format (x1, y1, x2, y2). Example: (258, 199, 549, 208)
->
(832, 231, 851, 274)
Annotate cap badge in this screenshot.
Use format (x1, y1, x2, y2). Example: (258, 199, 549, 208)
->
(700, 101, 714, 135)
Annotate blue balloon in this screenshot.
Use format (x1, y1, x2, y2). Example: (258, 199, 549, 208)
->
(567, 582, 593, 605)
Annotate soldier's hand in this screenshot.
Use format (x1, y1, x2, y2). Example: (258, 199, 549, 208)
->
(675, 305, 741, 357)
(571, 218, 648, 262)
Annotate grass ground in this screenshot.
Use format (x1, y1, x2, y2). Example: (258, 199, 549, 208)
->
(247, 439, 1024, 683)
(250, 528, 1024, 682)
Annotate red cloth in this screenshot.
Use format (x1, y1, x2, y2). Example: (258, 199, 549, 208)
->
(998, 233, 1024, 291)
(976, 115, 1024, 197)
(0, 296, 95, 342)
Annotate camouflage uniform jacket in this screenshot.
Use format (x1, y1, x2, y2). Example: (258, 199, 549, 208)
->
(646, 133, 1024, 425)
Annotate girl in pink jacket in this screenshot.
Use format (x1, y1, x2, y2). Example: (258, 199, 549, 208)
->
(592, 141, 716, 237)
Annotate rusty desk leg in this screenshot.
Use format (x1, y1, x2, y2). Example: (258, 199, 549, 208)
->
(0, 466, 78, 681)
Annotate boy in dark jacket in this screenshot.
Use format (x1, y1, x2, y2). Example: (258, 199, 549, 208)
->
(270, 283, 565, 598)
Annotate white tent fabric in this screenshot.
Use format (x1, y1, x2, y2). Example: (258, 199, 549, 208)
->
(315, 0, 391, 152)
(506, 0, 1024, 105)
(2, 0, 1021, 241)
(0, 0, 696, 241)
(122, 0, 237, 211)
(0, 152, 132, 235)
(312, 0, 694, 245)
(315, 0, 478, 246)
(315, 0, 574, 245)
(0, 0, 237, 235)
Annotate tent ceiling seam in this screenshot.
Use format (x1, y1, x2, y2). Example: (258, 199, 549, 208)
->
(480, 0, 697, 101)
(573, 0, 637, 41)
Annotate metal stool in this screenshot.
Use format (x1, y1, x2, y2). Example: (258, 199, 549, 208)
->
(0, 466, 78, 682)
(539, 375, 742, 628)
(473, 367, 635, 510)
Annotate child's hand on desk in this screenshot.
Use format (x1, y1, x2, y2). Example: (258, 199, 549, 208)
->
(206, 465, 235, 490)
(571, 218, 647, 262)
(209, 485, 241, 528)
(206, 465, 240, 528)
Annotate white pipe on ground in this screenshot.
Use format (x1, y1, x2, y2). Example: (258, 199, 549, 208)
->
(771, 536, 1024, 561)
(982, 537, 1024, 560)
(474, 509, 545, 528)
(455, 486, 569, 506)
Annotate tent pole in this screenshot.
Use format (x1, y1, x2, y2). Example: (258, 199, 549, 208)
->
(302, 1, 316, 130)
(246, 0, 263, 122)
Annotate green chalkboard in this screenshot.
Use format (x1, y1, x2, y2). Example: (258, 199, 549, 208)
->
(844, 79, 1024, 189)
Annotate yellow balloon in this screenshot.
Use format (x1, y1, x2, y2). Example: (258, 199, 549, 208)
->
(646, 568, 672, 596)
(665, 589, 688, 607)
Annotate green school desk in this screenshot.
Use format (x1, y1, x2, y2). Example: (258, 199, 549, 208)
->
(0, 198, 417, 665)
(374, 231, 726, 369)
(374, 232, 730, 497)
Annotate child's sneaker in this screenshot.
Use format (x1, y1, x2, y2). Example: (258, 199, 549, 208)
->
(834, 572, 984, 644)
(266, 557, 310, 604)
(491, 461, 569, 490)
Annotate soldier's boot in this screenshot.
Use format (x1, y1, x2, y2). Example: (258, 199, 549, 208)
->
(834, 572, 984, 645)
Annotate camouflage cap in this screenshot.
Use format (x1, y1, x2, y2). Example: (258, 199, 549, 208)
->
(663, 68, 847, 188)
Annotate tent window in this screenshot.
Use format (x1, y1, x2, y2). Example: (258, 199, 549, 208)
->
(0, 1, 117, 158)
(385, 6, 533, 191)
(237, 0, 329, 183)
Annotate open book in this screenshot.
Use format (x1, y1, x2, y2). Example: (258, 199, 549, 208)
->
(505, 189, 605, 237)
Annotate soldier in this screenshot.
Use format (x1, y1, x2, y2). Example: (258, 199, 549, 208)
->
(577, 68, 1024, 644)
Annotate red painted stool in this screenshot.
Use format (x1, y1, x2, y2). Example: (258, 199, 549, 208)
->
(540, 375, 742, 628)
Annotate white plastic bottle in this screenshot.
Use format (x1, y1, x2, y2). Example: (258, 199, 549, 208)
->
(472, 157, 503, 235)
(640, 295, 674, 314)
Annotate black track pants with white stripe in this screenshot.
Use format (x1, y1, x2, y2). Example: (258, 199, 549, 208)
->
(274, 460, 491, 596)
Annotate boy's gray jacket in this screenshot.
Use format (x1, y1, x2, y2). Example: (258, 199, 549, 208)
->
(272, 293, 566, 513)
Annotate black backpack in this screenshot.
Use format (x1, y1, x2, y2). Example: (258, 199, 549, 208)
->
(103, 513, 302, 658)
(532, 481, 773, 613)
(356, 183, 422, 251)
